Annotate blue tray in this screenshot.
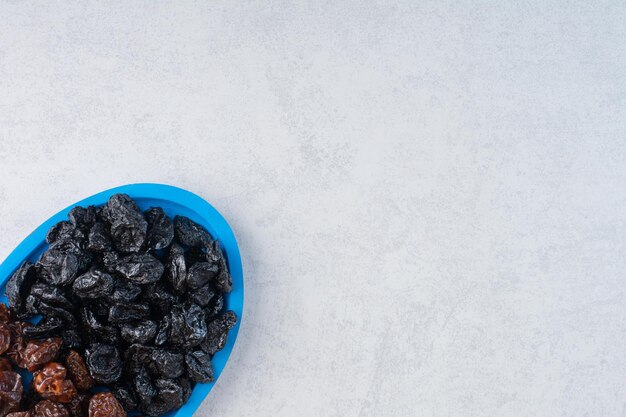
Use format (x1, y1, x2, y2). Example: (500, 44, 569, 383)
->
(0, 183, 244, 417)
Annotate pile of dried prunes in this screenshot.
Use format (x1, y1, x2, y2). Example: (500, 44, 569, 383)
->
(0, 194, 237, 416)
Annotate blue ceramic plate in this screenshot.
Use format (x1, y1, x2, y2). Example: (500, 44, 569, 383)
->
(0, 183, 244, 417)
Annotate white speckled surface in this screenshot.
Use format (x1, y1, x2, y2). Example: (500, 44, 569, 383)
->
(1, 2, 625, 416)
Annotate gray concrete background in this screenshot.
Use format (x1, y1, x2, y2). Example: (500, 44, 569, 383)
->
(0, 2, 625, 416)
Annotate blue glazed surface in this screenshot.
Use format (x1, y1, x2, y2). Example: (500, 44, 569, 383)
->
(0, 183, 244, 417)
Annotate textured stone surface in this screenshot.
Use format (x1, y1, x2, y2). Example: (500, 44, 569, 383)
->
(0, 2, 625, 416)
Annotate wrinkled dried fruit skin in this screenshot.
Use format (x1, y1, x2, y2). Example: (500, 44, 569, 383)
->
(140, 378, 183, 416)
(45, 222, 76, 245)
(33, 363, 76, 403)
(86, 223, 111, 253)
(88, 392, 124, 417)
(21, 338, 62, 372)
(112, 254, 164, 284)
(119, 321, 157, 345)
(190, 284, 216, 308)
(132, 367, 156, 406)
(0, 323, 11, 355)
(214, 257, 233, 293)
(72, 270, 113, 299)
(65, 351, 93, 392)
(148, 350, 184, 379)
(108, 303, 150, 325)
(28, 284, 73, 311)
(6, 322, 30, 367)
(23, 317, 65, 339)
(37, 248, 79, 287)
(85, 344, 121, 384)
(60, 330, 82, 352)
(173, 216, 212, 247)
(186, 262, 218, 290)
(145, 284, 177, 316)
(112, 385, 136, 411)
(185, 351, 214, 383)
(33, 400, 69, 417)
(0, 391, 22, 416)
(144, 207, 174, 251)
(166, 243, 186, 294)
(107, 281, 141, 304)
(201, 311, 238, 355)
(5, 262, 37, 314)
(79, 308, 119, 346)
(101, 194, 147, 253)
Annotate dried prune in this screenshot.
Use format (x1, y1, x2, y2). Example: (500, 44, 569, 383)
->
(37, 248, 79, 287)
(186, 262, 218, 290)
(33, 400, 69, 417)
(173, 216, 212, 247)
(140, 378, 183, 416)
(68, 206, 97, 231)
(29, 301, 77, 329)
(33, 363, 76, 403)
(144, 207, 174, 251)
(214, 257, 233, 293)
(46, 222, 77, 244)
(132, 367, 156, 405)
(5, 262, 37, 314)
(29, 284, 73, 311)
(112, 254, 164, 284)
(101, 194, 147, 253)
(119, 321, 157, 345)
(79, 308, 119, 345)
(21, 338, 62, 371)
(185, 350, 214, 383)
(88, 392, 124, 417)
(112, 385, 136, 411)
(86, 223, 111, 253)
(145, 284, 177, 316)
(148, 350, 184, 379)
(23, 317, 65, 339)
(206, 293, 224, 318)
(72, 270, 113, 299)
(201, 311, 237, 355)
(65, 351, 93, 392)
(84, 344, 121, 384)
(108, 303, 149, 325)
(0, 323, 12, 355)
(107, 281, 141, 304)
(165, 243, 186, 294)
(60, 330, 82, 351)
(188, 283, 214, 308)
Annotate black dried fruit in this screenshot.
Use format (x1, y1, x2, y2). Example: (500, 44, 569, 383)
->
(174, 215, 212, 247)
(22, 317, 64, 339)
(85, 344, 122, 384)
(68, 206, 97, 231)
(112, 385, 137, 411)
(108, 303, 150, 325)
(5, 262, 37, 314)
(185, 351, 214, 383)
(214, 257, 233, 293)
(186, 262, 218, 290)
(112, 254, 164, 284)
(86, 223, 111, 253)
(37, 249, 79, 287)
(46, 221, 78, 244)
(107, 280, 141, 304)
(144, 207, 174, 251)
(148, 350, 184, 379)
(101, 194, 147, 253)
(201, 311, 237, 355)
(119, 321, 157, 345)
(132, 367, 156, 405)
(72, 270, 113, 299)
(140, 378, 183, 416)
(166, 243, 186, 294)
(190, 283, 216, 308)
(29, 283, 74, 311)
